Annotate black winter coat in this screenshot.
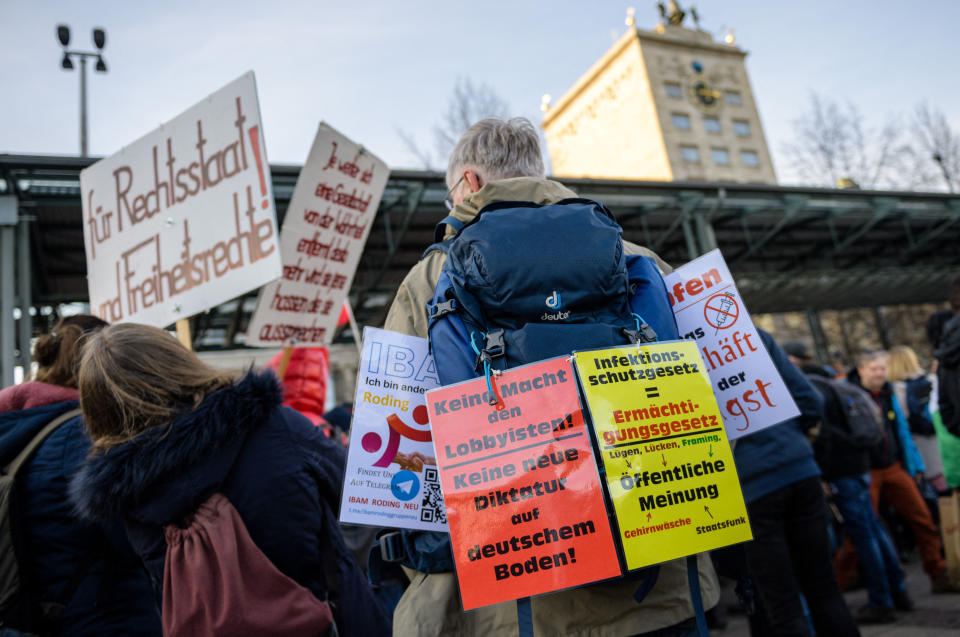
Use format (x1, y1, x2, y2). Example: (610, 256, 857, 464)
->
(70, 371, 390, 637)
(804, 366, 871, 480)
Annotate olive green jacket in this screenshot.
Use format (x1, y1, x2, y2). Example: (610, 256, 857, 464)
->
(384, 177, 719, 636)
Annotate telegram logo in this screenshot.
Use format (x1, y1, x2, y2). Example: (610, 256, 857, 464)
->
(391, 470, 420, 501)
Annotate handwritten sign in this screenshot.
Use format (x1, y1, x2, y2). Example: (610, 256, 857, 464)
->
(572, 341, 752, 571)
(339, 328, 446, 531)
(80, 72, 281, 327)
(664, 250, 799, 438)
(245, 123, 388, 346)
(427, 358, 621, 610)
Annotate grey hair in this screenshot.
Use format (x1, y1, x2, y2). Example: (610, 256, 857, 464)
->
(446, 118, 545, 186)
(856, 349, 888, 367)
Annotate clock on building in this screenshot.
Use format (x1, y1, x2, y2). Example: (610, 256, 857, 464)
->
(687, 61, 722, 112)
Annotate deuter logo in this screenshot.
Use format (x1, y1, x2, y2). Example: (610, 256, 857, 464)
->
(542, 290, 569, 320)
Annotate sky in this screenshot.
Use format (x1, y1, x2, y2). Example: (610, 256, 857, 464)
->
(2, 0, 959, 183)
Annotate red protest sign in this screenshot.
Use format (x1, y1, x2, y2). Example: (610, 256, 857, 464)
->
(428, 357, 621, 610)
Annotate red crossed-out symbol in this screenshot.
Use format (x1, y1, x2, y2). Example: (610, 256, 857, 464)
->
(704, 292, 740, 330)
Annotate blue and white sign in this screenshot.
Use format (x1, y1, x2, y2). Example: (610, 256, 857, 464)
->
(339, 327, 448, 531)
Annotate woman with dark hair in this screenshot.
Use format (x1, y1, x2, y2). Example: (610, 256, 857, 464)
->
(70, 323, 389, 636)
(0, 315, 160, 635)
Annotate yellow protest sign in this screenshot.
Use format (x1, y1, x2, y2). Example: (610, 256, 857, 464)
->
(572, 341, 752, 570)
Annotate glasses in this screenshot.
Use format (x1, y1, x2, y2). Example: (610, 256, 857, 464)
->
(443, 175, 465, 211)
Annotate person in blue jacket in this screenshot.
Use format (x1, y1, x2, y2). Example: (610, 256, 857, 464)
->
(69, 323, 390, 637)
(0, 315, 160, 636)
(732, 329, 859, 637)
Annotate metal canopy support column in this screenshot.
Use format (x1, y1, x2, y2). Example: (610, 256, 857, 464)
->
(681, 216, 699, 261)
(872, 307, 891, 350)
(17, 215, 32, 370)
(694, 187, 723, 254)
(693, 213, 718, 254)
(678, 192, 704, 261)
(0, 196, 17, 386)
(805, 308, 829, 363)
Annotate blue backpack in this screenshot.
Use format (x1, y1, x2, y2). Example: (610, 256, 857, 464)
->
(424, 198, 678, 392)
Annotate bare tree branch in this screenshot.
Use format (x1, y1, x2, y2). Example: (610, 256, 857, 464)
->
(395, 126, 436, 171)
(783, 93, 906, 189)
(911, 102, 960, 192)
(432, 78, 510, 163)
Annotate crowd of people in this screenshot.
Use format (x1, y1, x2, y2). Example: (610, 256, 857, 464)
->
(2, 117, 960, 637)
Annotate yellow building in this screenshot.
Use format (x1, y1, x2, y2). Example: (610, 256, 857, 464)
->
(542, 7, 776, 183)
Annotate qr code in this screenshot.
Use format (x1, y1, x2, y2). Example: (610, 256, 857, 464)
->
(419, 467, 447, 524)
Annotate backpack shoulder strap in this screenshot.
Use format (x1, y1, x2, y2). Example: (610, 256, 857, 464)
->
(433, 215, 465, 243)
(686, 555, 709, 636)
(421, 238, 453, 260)
(3, 408, 81, 477)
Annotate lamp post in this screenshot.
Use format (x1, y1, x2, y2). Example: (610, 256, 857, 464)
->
(56, 24, 108, 158)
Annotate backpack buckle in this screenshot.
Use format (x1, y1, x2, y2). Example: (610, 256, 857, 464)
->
(474, 329, 506, 371)
(484, 329, 505, 358)
(429, 299, 457, 319)
(379, 532, 405, 563)
(623, 323, 658, 344)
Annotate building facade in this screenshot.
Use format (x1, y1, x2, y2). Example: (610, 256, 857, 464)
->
(542, 12, 776, 183)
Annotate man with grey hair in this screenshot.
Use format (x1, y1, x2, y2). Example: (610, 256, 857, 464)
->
(384, 117, 718, 636)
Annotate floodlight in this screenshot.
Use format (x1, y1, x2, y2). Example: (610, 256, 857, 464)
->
(95, 56, 107, 72)
(93, 27, 105, 49)
(57, 24, 70, 46)
(61, 53, 74, 70)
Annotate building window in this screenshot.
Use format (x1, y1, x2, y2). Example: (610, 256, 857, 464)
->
(703, 116, 721, 133)
(740, 150, 759, 167)
(724, 90, 742, 106)
(671, 113, 691, 130)
(711, 148, 730, 165)
(681, 145, 700, 163)
(664, 82, 683, 98)
(733, 120, 751, 137)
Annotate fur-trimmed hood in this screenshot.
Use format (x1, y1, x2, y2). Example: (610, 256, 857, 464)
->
(70, 370, 282, 525)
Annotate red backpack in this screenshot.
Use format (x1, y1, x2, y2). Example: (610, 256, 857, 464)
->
(162, 493, 337, 636)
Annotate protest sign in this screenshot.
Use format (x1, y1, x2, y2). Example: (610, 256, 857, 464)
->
(572, 341, 751, 571)
(339, 327, 446, 531)
(663, 250, 799, 438)
(80, 72, 281, 328)
(428, 357, 621, 610)
(246, 123, 389, 346)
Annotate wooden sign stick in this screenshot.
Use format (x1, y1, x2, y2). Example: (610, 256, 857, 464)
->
(176, 319, 193, 351)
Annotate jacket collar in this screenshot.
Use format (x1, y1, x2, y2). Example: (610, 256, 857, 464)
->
(445, 177, 578, 239)
(70, 370, 282, 524)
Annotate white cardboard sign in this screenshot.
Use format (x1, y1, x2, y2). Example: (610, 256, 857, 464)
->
(339, 327, 447, 531)
(663, 249, 799, 439)
(245, 123, 389, 346)
(80, 72, 281, 327)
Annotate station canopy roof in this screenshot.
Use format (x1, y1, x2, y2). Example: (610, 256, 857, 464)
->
(2, 153, 958, 349)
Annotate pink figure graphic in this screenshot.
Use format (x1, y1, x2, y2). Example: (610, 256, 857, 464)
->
(363, 405, 430, 467)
